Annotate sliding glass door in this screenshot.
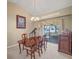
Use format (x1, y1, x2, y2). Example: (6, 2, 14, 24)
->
(44, 24, 59, 43)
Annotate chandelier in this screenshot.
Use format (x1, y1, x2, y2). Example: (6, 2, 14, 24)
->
(31, 0, 40, 21)
(31, 17, 39, 21)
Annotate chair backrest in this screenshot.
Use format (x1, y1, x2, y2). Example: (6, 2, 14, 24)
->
(21, 33, 28, 44)
(29, 36, 38, 46)
(21, 33, 27, 39)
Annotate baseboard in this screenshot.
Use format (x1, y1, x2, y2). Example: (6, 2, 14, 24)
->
(7, 44, 18, 49)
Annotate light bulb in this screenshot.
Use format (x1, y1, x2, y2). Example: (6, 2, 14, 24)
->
(31, 17, 34, 21)
(36, 17, 39, 21)
(34, 17, 37, 21)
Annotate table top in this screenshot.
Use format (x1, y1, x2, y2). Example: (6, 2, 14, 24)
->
(17, 37, 42, 47)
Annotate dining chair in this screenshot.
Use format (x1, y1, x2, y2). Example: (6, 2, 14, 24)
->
(35, 36, 43, 54)
(18, 33, 28, 53)
(24, 38, 37, 59)
(38, 36, 47, 52)
(21, 33, 28, 50)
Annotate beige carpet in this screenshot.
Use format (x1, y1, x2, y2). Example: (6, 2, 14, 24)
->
(7, 43, 72, 59)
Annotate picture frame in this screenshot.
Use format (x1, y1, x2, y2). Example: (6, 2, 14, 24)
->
(16, 15, 26, 29)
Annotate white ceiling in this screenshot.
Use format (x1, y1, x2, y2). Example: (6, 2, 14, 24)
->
(8, 0, 72, 16)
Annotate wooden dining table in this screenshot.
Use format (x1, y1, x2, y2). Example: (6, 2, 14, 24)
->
(17, 36, 47, 55)
(17, 37, 41, 54)
(18, 39, 25, 53)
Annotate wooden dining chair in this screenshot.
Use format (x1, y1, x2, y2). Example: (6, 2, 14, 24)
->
(30, 37, 41, 56)
(38, 36, 47, 52)
(24, 38, 37, 59)
(42, 36, 48, 49)
(33, 36, 41, 56)
(18, 33, 28, 53)
(34, 36, 43, 54)
(21, 33, 28, 50)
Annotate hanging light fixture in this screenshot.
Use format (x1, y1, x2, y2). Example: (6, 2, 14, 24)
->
(31, 17, 40, 21)
(31, 0, 40, 21)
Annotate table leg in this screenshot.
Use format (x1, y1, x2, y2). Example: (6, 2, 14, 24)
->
(19, 43, 21, 54)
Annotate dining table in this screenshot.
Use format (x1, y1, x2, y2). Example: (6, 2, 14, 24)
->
(17, 37, 40, 54)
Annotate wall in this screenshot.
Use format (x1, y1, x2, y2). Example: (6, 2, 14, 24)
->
(64, 15, 72, 31)
(34, 15, 72, 36)
(7, 2, 34, 47)
(40, 6, 72, 20)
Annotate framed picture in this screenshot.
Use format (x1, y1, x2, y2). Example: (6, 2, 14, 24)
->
(16, 15, 26, 29)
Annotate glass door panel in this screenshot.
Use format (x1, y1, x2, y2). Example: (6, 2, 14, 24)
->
(44, 24, 60, 43)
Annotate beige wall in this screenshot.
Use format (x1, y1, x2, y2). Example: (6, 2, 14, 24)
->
(64, 15, 72, 31)
(34, 15, 72, 36)
(7, 2, 34, 46)
(40, 6, 72, 20)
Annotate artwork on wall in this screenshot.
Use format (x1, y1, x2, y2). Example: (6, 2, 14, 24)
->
(16, 15, 26, 29)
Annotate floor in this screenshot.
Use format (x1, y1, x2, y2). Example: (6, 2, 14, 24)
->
(7, 43, 72, 59)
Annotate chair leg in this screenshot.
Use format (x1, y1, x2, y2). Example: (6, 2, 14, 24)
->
(44, 41, 47, 51)
(26, 49, 28, 56)
(33, 52, 35, 59)
(45, 41, 47, 51)
(31, 52, 32, 59)
(40, 43, 43, 54)
(41, 47, 43, 53)
(44, 44, 46, 51)
(46, 42, 47, 48)
(38, 47, 40, 56)
(23, 45, 24, 50)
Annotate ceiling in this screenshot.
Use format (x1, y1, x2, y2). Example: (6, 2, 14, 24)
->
(8, 0, 72, 16)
